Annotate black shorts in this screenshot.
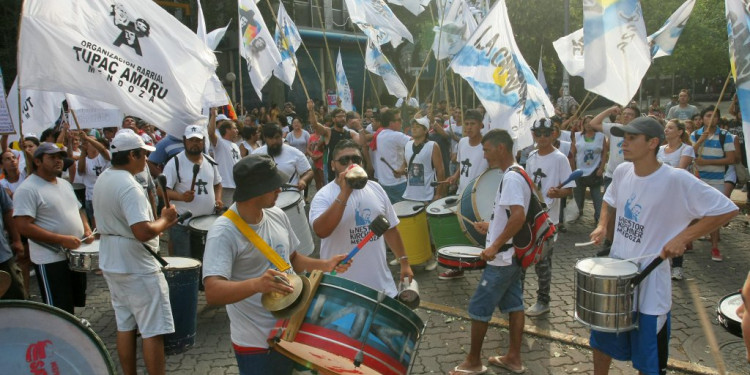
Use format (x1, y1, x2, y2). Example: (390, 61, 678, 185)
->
(35, 260, 86, 314)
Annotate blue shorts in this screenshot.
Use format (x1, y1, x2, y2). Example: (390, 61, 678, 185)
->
(468, 262, 524, 321)
(590, 312, 671, 375)
(234, 347, 294, 375)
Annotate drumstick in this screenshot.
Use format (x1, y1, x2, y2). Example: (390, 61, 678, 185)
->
(575, 240, 595, 247)
(557, 169, 584, 189)
(455, 211, 475, 226)
(687, 280, 727, 374)
(379, 157, 397, 173)
(190, 164, 200, 191)
(332, 215, 390, 275)
(80, 228, 98, 242)
(274, 275, 292, 287)
(430, 180, 449, 187)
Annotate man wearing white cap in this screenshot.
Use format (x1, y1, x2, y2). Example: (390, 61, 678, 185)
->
(93, 131, 178, 375)
(209, 110, 241, 205)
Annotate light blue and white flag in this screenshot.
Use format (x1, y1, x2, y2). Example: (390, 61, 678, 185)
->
(366, 39, 408, 98)
(648, 0, 695, 59)
(345, 0, 413, 47)
(553, 28, 584, 77)
(387, 0, 431, 16)
(450, 0, 554, 149)
(726, 0, 750, 164)
(336, 50, 353, 111)
(432, 0, 478, 60)
(537, 53, 549, 95)
(239, 0, 282, 100)
(273, 2, 302, 87)
(583, 0, 650, 106)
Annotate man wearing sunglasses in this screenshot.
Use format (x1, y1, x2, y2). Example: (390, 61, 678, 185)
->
(310, 140, 413, 298)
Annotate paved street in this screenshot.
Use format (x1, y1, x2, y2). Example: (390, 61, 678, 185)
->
(24, 197, 750, 374)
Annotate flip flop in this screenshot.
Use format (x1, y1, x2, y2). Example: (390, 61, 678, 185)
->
(488, 355, 526, 374)
(448, 365, 488, 375)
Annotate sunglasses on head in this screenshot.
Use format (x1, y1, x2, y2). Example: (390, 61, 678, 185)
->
(335, 155, 363, 164)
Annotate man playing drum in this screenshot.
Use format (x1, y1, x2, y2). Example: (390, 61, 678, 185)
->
(589, 117, 737, 375)
(93, 131, 178, 375)
(451, 130, 529, 375)
(202, 154, 349, 375)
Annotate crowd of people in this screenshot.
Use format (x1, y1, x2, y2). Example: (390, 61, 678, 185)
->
(0, 87, 748, 375)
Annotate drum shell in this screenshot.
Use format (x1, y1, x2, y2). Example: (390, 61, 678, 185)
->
(717, 292, 743, 337)
(67, 240, 100, 272)
(393, 201, 432, 265)
(457, 169, 503, 246)
(187, 215, 219, 261)
(574, 258, 638, 333)
(275, 191, 315, 256)
(270, 274, 425, 375)
(426, 196, 473, 249)
(162, 257, 201, 355)
(436, 246, 486, 271)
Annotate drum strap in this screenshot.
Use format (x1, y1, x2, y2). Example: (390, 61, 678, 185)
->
(222, 209, 292, 272)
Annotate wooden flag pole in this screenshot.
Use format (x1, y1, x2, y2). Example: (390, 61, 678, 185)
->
(313, 0, 338, 103)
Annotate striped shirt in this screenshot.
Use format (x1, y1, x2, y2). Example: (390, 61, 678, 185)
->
(690, 127, 734, 186)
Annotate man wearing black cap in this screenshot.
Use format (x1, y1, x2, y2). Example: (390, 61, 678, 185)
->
(14, 143, 94, 314)
(202, 154, 349, 375)
(589, 117, 738, 375)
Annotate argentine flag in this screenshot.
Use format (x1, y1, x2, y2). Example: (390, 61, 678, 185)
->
(648, 0, 695, 59)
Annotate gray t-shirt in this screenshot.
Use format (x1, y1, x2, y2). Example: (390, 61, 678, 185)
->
(0, 189, 14, 263)
(202, 205, 300, 348)
(666, 104, 699, 121)
(14, 174, 84, 264)
(94, 169, 160, 274)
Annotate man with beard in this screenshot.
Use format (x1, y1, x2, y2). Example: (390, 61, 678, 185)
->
(163, 125, 222, 257)
(252, 123, 312, 190)
(307, 100, 359, 183)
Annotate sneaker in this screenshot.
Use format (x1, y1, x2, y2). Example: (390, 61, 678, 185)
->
(525, 302, 550, 317)
(438, 269, 464, 280)
(557, 224, 567, 233)
(671, 267, 684, 281)
(424, 258, 438, 271)
(711, 248, 723, 262)
(389, 258, 399, 266)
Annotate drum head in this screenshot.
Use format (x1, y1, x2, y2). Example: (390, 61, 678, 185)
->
(274, 340, 382, 375)
(163, 257, 202, 269)
(188, 215, 219, 232)
(0, 301, 116, 374)
(73, 240, 100, 253)
(717, 292, 742, 337)
(471, 169, 503, 222)
(276, 191, 302, 210)
(393, 200, 424, 218)
(427, 196, 458, 216)
(438, 245, 483, 258)
(576, 257, 639, 277)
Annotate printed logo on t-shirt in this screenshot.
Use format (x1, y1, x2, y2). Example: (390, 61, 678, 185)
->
(460, 158, 472, 177)
(94, 165, 104, 176)
(532, 168, 546, 191)
(195, 179, 209, 194)
(617, 139, 624, 155)
(231, 148, 240, 161)
(351, 205, 380, 245)
(617, 194, 644, 243)
(583, 150, 594, 165)
(408, 163, 425, 186)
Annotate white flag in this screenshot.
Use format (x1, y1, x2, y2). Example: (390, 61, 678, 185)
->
(18, 0, 218, 137)
(727, 0, 750, 165)
(345, 0, 413, 47)
(648, 0, 695, 59)
(336, 51, 353, 112)
(0, 68, 15, 134)
(582, 0, 650, 106)
(537, 55, 548, 95)
(239, 0, 282, 100)
(64, 94, 124, 130)
(366, 40, 408, 99)
(387, 0, 431, 16)
(553, 28, 584, 77)
(206, 21, 232, 51)
(7, 79, 65, 138)
(432, 0, 477, 60)
(273, 3, 303, 87)
(450, 0, 554, 150)
(195, 0, 229, 109)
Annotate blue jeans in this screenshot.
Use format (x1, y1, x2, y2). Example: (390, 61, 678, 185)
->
(573, 175, 603, 224)
(234, 349, 294, 375)
(381, 182, 407, 204)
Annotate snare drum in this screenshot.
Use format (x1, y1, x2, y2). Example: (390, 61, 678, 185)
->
(67, 240, 100, 272)
(426, 196, 473, 249)
(270, 274, 425, 375)
(458, 168, 503, 246)
(187, 215, 219, 261)
(437, 245, 486, 271)
(393, 200, 432, 265)
(0, 300, 116, 374)
(275, 191, 315, 256)
(574, 257, 638, 333)
(162, 257, 201, 355)
(717, 292, 743, 337)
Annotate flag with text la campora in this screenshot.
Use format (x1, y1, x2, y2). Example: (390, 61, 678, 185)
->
(18, 0, 219, 137)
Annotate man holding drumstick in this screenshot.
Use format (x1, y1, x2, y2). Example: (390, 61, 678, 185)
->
(589, 117, 737, 375)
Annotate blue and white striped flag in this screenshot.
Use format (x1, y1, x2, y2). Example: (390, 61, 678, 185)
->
(432, 0, 478, 61)
(345, 0, 413, 47)
(583, 0, 650, 106)
(366, 39, 408, 99)
(450, 0, 553, 149)
(648, 0, 695, 59)
(726, 0, 750, 164)
(273, 2, 302, 87)
(336, 50, 353, 111)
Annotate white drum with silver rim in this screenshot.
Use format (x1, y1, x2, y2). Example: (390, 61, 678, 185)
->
(574, 257, 639, 333)
(67, 240, 100, 272)
(275, 190, 314, 256)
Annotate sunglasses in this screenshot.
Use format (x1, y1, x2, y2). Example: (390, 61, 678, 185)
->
(335, 155, 363, 164)
(533, 129, 553, 137)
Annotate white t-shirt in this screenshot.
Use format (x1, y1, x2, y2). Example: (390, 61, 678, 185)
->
(373, 129, 411, 186)
(559, 130, 572, 143)
(602, 123, 625, 178)
(574, 132, 605, 177)
(13, 174, 84, 264)
(81, 153, 110, 201)
(525, 149, 576, 224)
(1, 169, 27, 196)
(604, 163, 737, 315)
(456, 137, 489, 194)
(309, 181, 400, 297)
(448, 122, 463, 153)
(163, 151, 222, 217)
(253, 144, 311, 186)
(94, 169, 160, 274)
(486, 166, 530, 267)
(557, 140, 572, 158)
(657, 143, 695, 168)
(403, 140, 436, 202)
(214, 137, 241, 189)
(202, 205, 299, 348)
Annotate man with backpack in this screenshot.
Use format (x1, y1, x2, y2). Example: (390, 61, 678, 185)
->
(450, 129, 530, 375)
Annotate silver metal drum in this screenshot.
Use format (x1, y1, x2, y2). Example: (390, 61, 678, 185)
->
(67, 240, 100, 272)
(574, 257, 638, 333)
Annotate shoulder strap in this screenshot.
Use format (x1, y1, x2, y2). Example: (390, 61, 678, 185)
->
(509, 166, 546, 206)
(222, 209, 292, 272)
(174, 153, 181, 184)
(203, 153, 218, 166)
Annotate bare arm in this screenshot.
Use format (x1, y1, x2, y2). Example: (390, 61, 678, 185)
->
(15, 215, 82, 250)
(80, 133, 110, 161)
(661, 209, 738, 259)
(383, 227, 414, 282)
(290, 251, 349, 275)
(432, 144, 446, 199)
(208, 108, 218, 147)
(480, 204, 525, 261)
(677, 155, 693, 170)
(203, 270, 293, 305)
(130, 204, 178, 242)
(590, 106, 619, 133)
(590, 202, 616, 245)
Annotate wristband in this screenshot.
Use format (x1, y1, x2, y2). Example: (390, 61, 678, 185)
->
(335, 198, 346, 206)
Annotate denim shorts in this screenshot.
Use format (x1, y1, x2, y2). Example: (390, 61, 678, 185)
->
(468, 261, 524, 321)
